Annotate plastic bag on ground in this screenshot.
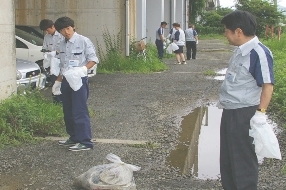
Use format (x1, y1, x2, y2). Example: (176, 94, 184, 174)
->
(73, 153, 140, 190)
(249, 122, 282, 160)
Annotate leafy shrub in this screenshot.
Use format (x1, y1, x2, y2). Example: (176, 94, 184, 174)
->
(0, 90, 65, 147)
(96, 29, 168, 73)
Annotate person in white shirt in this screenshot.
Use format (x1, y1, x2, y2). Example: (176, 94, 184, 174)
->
(53, 16, 99, 151)
(173, 23, 186, 64)
(39, 19, 64, 103)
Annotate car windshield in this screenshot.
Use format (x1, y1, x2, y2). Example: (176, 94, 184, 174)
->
(15, 28, 43, 46)
(16, 25, 44, 39)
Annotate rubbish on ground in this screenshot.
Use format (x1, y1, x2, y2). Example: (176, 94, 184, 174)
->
(73, 153, 140, 190)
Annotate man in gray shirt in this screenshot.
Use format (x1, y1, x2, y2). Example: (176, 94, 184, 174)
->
(53, 17, 99, 152)
(185, 24, 198, 60)
(219, 10, 274, 190)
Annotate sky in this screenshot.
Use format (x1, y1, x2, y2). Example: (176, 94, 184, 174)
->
(219, 0, 286, 8)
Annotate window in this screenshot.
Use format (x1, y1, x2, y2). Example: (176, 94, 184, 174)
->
(16, 39, 28, 49)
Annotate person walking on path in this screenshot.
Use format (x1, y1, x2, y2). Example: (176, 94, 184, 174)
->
(53, 16, 99, 151)
(173, 23, 186, 64)
(218, 10, 274, 190)
(155, 21, 167, 60)
(185, 24, 198, 60)
(39, 19, 64, 103)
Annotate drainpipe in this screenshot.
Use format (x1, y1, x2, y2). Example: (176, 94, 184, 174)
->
(126, 0, 130, 56)
(170, 0, 172, 26)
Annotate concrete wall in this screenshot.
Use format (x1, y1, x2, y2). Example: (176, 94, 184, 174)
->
(136, 0, 147, 41)
(146, 0, 165, 43)
(0, 0, 16, 100)
(15, 0, 127, 55)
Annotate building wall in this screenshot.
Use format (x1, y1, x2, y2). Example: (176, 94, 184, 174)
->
(146, 0, 164, 43)
(0, 0, 16, 100)
(15, 0, 127, 55)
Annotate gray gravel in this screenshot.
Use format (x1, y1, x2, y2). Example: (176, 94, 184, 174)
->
(0, 39, 286, 190)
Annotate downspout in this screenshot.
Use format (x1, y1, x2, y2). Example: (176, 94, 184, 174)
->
(126, 0, 130, 56)
(170, 0, 172, 26)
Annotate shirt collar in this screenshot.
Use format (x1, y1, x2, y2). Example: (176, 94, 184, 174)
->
(238, 36, 259, 56)
(65, 32, 78, 43)
(54, 30, 60, 36)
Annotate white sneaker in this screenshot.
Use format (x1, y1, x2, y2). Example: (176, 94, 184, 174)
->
(175, 62, 181, 65)
(182, 61, 187, 64)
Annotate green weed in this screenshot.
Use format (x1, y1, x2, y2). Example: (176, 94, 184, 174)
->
(96, 29, 168, 73)
(203, 70, 217, 76)
(0, 90, 65, 148)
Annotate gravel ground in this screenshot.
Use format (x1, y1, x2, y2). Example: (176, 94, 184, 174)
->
(0, 39, 286, 190)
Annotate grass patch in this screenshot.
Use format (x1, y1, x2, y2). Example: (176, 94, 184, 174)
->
(199, 33, 225, 40)
(203, 69, 217, 76)
(0, 90, 65, 148)
(262, 34, 286, 129)
(96, 29, 168, 74)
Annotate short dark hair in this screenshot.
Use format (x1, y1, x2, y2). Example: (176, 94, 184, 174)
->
(221, 10, 257, 36)
(54, 17, 75, 32)
(39, 19, 54, 31)
(173, 23, 180, 27)
(161, 21, 167, 26)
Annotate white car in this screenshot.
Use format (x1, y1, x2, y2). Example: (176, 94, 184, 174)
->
(15, 28, 97, 79)
(16, 58, 46, 90)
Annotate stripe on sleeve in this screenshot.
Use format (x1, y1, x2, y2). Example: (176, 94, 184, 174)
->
(249, 44, 274, 86)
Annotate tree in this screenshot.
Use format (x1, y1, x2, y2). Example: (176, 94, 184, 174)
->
(189, 0, 206, 24)
(199, 7, 233, 27)
(235, 0, 285, 36)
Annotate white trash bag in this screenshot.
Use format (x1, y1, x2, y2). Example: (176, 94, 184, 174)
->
(73, 153, 140, 190)
(166, 44, 173, 54)
(249, 122, 282, 160)
(170, 42, 179, 51)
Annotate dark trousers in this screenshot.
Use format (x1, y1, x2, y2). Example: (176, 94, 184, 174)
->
(186, 41, 196, 59)
(220, 106, 258, 190)
(50, 74, 62, 104)
(155, 39, 164, 59)
(61, 76, 93, 148)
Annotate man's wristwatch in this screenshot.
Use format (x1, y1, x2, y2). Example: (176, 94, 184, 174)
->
(257, 108, 266, 113)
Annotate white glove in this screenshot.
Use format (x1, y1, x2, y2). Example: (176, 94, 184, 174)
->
(52, 81, 62, 95)
(81, 66, 87, 76)
(250, 111, 267, 127)
(196, 40, 199, 44)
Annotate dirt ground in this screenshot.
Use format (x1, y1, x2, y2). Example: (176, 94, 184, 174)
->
(1, 39, 286, 190)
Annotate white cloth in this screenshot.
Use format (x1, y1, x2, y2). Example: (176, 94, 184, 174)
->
(44, 51, 61, 76)
(63, 67, 87, 91)
(249, 122, 281, 159)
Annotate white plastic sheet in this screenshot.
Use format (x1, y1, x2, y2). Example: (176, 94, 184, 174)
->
(73, 153, 140, 190)
(166, 44, 173, 54)
(249, 122, 282, 160)
(43, 51, 60, 76)
(170, 42, 179, 51)
(63, 67, 86, 91)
